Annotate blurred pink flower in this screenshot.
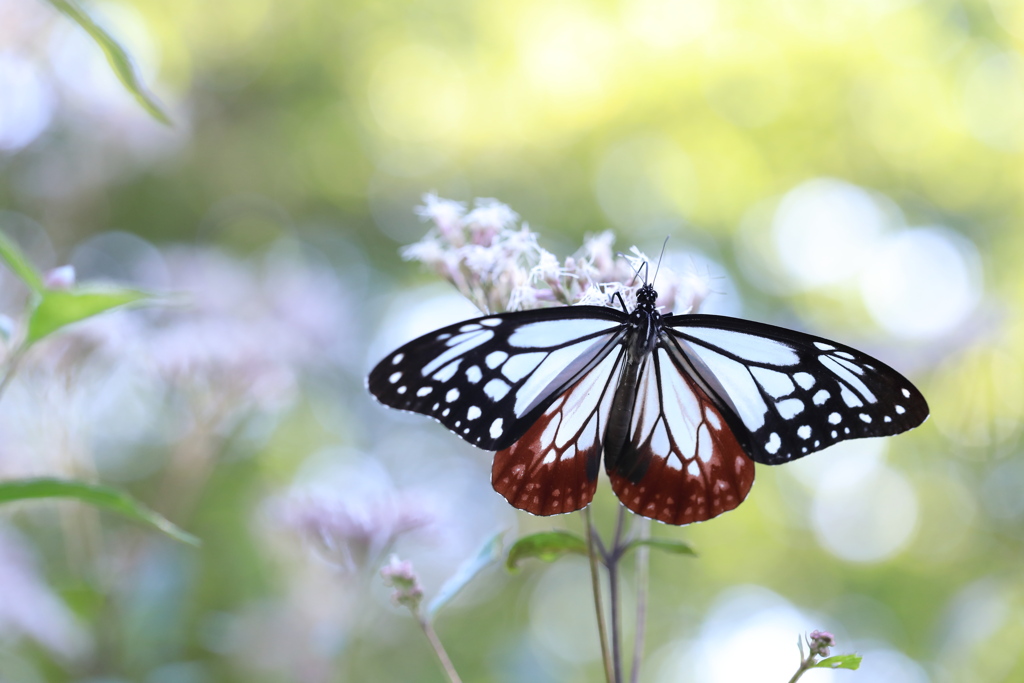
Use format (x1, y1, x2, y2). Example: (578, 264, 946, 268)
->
(0, 526, 90, 660)
(403, 195, 710, 315)
(273, 492, 432, 573)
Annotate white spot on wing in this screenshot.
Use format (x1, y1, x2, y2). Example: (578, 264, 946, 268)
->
(467, 406, 482, 420)
(508, 318, 620, 348)
(392, 353, 404, 364)
(666, 455, 683, 471)
(501, 352, 546, 383)
(828, 412, 842, 424)
(902, 388, 911, 398)
(840, 385, 863, 408)
(687, 460, 700, 477)
(686, 327, 801, 365)
(388, 372, 401, 384)
(490, 418, 503, 439)
(797, 425, 812, 439)
(651, 421, 670, 456)
(514, 337, 616, 417)
(704, 406, 722, 430)
(812, 389, 829, 405)
(765, 432, 781, 454)
(686, 343, 769, 431)
(416, 387, 432, 397)
(466, 366, 483, 383)
(485, 351, 508, 369)
(751, 367, 796, 398)
(860, 413, 872, 423)
(433, 360, 461, 383)
(484, 379, 510, 401)
(422, 330, 495, 376)
(895, 405, 906, 414)
(794, 372, 815, 390)
(480, 318, 502, 327)
(814, 342, 835, 351)
(821, 356, 877, 402)
(697, 423, 713, 463)
(777, 398, 804, 419)
(446, 388, 460, 402)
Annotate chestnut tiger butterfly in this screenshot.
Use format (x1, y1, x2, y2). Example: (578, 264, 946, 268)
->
(368, 280, 928, 525)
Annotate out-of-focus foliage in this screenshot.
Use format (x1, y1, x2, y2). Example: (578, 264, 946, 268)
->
(1, 0, 1023, 681)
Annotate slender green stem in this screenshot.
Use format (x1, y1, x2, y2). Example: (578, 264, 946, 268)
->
(608, 506, 627, 683)
(584, 507, 615, 683)
(629, 517, 651, 683)
(419, 617, 463, 683)
(0, 346, 26, 401)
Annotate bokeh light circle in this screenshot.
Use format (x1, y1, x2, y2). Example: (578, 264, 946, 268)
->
(771, 179, 889, 289)
(812, 457, 918, 563)
(859, 227, 982, 340)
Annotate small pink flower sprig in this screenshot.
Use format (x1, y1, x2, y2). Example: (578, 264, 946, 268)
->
(788, 630, 862, 682)
(379, 532, 503, 683)
(405, 194, 710, 316)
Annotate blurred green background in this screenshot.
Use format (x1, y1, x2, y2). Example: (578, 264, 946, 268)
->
(1, 0, 1023, 681)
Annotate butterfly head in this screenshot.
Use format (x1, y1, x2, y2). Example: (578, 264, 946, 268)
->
(635, 282, 658, 311)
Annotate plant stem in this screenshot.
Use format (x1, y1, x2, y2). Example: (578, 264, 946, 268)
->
(419, 617, 463, 683)
(629, 516, 651, 683)
(0, 346, 25, 402)
(608, 506, 627, 683)
(584, 507, 615, 683)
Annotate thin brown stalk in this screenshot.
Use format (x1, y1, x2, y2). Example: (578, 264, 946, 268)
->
(629, 517, 651, 683)
(419, 618, 463, 683)
(584, 507, 615, 683)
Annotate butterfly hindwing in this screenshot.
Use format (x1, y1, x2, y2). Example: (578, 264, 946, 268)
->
(606, 346, 755, 525)
(492, 350, 624, 515)
(663, 314, 930, 465)
(368, 306, 627, 450)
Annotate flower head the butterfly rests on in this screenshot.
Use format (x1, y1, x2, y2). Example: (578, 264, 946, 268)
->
(405, 193, 709, 315)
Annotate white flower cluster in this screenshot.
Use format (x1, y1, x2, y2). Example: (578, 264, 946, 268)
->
(404, 194, 710, 315)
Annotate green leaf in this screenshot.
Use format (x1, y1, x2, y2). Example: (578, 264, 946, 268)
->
(624, 537, 697, 558)
(505, 530, 588, 571)
(0, 478, 199, 546)
(425, 531, 504, 619)
(46, 0, 171, 125)
(0, 230, 44, 294)
(26, 287, 152, 346)
(814, 655, 862, 670)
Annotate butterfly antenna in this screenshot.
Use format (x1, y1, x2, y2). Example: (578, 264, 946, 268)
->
(653, 237, 669, 286)
(617, 250, 646, 286)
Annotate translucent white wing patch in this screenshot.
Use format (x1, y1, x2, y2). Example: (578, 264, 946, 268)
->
(368, 306, 627, 451)
(606, 347, 755, 525)
(491, 350, 623, 515)
(663, 315, 929, 465)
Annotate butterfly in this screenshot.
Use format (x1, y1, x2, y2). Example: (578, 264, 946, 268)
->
(367, 281, 929, 525)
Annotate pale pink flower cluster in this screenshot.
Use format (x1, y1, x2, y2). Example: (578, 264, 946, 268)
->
(405, 194, 709, 315)
(274, 494, 432, 574)
(380, 555, 424, 611)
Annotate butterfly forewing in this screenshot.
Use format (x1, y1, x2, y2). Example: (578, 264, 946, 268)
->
(492, 349, 624, 515)
(663, 314, 929, 465)
(368, 306, 627, 450)
(606, 346, 755, 525)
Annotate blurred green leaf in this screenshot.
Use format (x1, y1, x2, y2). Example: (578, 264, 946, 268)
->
(0, 478, 199, 546)
(624, 537, 697, 558)
(0, 230, 44, 294)
(506, 530, 588, 571)
(426, 531, 504, 619)
(814, 655, 862, 670)
(46, 0, 171, 125)
(26, 287, 152, 345)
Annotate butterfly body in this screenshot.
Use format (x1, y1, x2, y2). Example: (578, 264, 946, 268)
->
(368, 282, 928, 525)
